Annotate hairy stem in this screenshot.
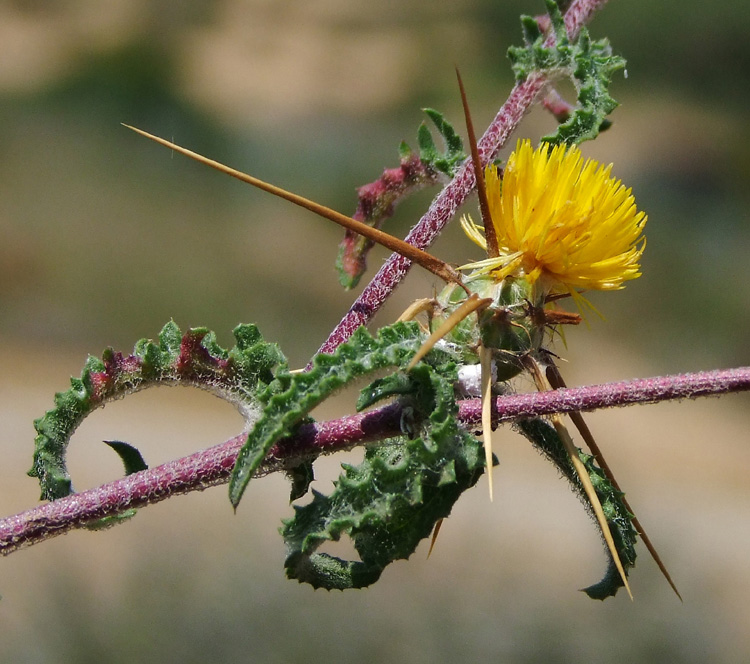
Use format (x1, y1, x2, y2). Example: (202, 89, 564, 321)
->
(2, 366, 747, 556)
(315, 0, 609, 357)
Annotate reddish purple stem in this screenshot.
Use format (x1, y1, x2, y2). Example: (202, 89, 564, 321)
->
(337, 152, 439, 286)
(315, 74, 546, 355)
(316, 0, 607, 356)
(2, 366, 748, 555)
(10, 0, 696, 556)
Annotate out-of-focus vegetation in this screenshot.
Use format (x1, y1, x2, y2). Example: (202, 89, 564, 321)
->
(1, 2, 749, 662)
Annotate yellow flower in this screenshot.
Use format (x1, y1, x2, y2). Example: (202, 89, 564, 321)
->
(460, 139, 646, 298)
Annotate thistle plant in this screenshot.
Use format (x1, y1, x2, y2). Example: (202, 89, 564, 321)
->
(2, 0, 749, 603)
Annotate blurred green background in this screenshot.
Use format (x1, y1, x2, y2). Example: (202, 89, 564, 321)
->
(1, 1, 749, 662)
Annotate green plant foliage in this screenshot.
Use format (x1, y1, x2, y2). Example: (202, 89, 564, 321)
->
(19, 0, 650, 601)
(102, 440, 149, 476)
(229, 322, 458, 508)
(287, 459, 316, 503)
(334, 108, 464, 290)
(282, 361, 484, 589)
(416, 108, 466, 177)
(27, 313, 641, 598)
(507, 0, 626, 145)
(516, 417, 637, 599)
(30, 321, 284, 501)
(227, 319, 637, 595)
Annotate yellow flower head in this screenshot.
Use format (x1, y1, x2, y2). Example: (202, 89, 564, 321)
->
(460, 139, 647, 297)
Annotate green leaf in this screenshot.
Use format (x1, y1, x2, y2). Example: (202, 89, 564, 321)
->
(506, 0, 625, 146)
(417, 122, 438, 164)
(516, 417, 638, 599)
(228, 322, 441, 509)
(287, 460, 316, 502)
(103, 440, 148, 475)
(423, 108, 464, 157)
(397, 140, 413, 161)
(520, 14, 542, 45)
(418, 109, 466, 176)
(30, 321, 284, 501)
(83, 510, 140, 531)
(282, 361, 484, 589)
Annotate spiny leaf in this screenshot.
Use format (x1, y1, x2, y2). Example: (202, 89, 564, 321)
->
(515, 417, 638, 599)
(507, 0, 625, 146)
(228, 322, 445, 508)
(507, 0, 571, 79)
(30, 321, 284, 501)
(282, 361, 484, 589)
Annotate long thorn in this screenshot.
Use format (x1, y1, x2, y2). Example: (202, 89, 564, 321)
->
(455, 68, 500, 259)
(545, 362, 682, 601)
(406, 294, 491, 370)
(480, 344, 496, 501)
(525, 356, 633, 600)
(123, 124, 463, 287)
(552, 416, 633, 600)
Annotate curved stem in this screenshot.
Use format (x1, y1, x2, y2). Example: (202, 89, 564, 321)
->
(2, 366, 748, 556)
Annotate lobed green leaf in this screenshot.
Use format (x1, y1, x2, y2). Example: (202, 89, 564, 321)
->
(30, 321, 284, 501)
(228, 322, 440, 508)
(281, 360, 484, 589)
(507, 0, 626, 146)
(418, 108, 466, 176)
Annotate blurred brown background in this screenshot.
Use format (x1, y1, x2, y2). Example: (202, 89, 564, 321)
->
(1, 1, 749, 662)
